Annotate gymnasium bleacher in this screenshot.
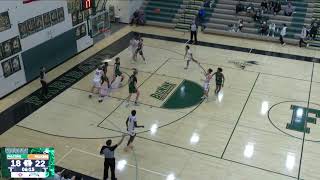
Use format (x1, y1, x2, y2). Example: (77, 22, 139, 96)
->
(142, 0, 320, 47)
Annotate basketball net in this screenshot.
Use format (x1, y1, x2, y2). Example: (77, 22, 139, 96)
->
(99, 28, 111, 37)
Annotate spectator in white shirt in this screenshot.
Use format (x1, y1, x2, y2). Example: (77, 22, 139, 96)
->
(267, 23, 276, 37)
(279, 24, 287, 46)
(299, 26, 309, 47)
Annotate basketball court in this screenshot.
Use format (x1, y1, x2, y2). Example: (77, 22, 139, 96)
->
(1, 26, 320, 180)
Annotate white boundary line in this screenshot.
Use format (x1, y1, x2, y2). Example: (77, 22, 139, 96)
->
(56, 148, 74, 165)
(71, 147, 167, 177)
(184, 40, 190, 46)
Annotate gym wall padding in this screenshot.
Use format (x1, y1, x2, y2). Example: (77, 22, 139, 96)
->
(22, 29, 77, 82)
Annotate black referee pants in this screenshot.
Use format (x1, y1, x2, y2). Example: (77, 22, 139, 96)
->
(40, 80, 48, 97)
(104, 158, 116, 180)
(190, 31, 198, 44)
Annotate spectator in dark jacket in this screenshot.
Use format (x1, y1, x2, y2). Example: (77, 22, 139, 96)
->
(130, 10, 139, 25)
(310, 22, 319, 40)
(253, 10, 262, 23)
(260, 21, 269, 35)
(236, 1, 245, 14)
(268, 0, 275, 13)
(273, 0, 281, 15)
(261, 0, 268, 14)
(130, 10, 145, 26)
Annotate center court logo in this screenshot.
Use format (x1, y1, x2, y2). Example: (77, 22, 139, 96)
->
(150, 82, 176, 101)
(286, 105, 320, 133)
(268, 101, 320, 142)
(228, 60, 259, 69)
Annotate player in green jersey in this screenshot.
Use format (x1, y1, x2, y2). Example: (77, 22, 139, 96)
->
(126, 69, 140, 106)
(213, 68, 225, 95)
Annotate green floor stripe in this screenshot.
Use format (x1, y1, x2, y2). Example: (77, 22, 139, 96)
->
(162, 80, 203, 109)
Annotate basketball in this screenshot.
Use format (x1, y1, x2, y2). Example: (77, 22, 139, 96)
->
(154, 8, 160, 13)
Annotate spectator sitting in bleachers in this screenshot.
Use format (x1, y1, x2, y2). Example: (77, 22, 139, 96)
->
(306, 24, 311, 39)
(204, 0, 215, 8)
(246, 3, 255, 14)
(284, 2, 294, 16)
(198, 8, 206, 31)
(260, 21, 269, 35)
(267, 22, 276, 37)
(238, 19, 244, 32)
(267, 0, 275, 14)
(253, 10, 262, 23)
(310, 22, 319, 40)
(228, 24, 238, 32)
(204, 0, 210, 7)
(261, 0, 268, 14)
(139, 11, 146, 24)
(307, 19, 318, 39)
(130, 10, 139, 25)
(236, 1, 245, 14)
(210, 0, 215, 8)
(130, 10, 145, 26)
(273, 0, 281, 15)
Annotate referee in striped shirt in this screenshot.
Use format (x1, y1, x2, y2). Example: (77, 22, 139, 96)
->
(100, 134, 125, 180)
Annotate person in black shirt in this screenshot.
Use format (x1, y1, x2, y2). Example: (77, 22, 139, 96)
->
(40, 66, 48, 98)
(236, 1, 244, 14)
(273, 0, 281, 15)
(268, 0, 275, 13)
(102, 62, 108, 78)
(310, 22, 319, 40)
(130, 10, 139, 25)
(190, 20, 198, 44)
(261, 0, 268, 14)
(100, 134, 125, 180)
(260, 21, 268, 35)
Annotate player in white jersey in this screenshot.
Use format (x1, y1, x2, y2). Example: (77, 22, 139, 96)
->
(124, 110, 144, 152)
(110, 57, 124, 89)
(130, 37, 139, 62)
(135, 38, 146, 64)
(98, 76, 110, 103)
(201, 68, 213, 99)
(184, 45, 199, 69)
(89, 66, 103, 98)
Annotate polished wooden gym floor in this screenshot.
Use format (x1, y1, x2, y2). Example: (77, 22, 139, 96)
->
(1, 26, 320, 180)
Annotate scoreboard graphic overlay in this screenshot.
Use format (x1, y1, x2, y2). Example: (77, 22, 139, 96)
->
(0, 147, 55, 178)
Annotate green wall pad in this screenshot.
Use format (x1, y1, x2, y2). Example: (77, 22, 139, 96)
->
(22, 29, 78, 82)
(162, 80, 203, 109)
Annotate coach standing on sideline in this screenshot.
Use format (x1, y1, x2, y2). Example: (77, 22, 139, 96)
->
(190, 20, 198, 44)
(100, 134, 125, 180)
(40, 66, 48, 98)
